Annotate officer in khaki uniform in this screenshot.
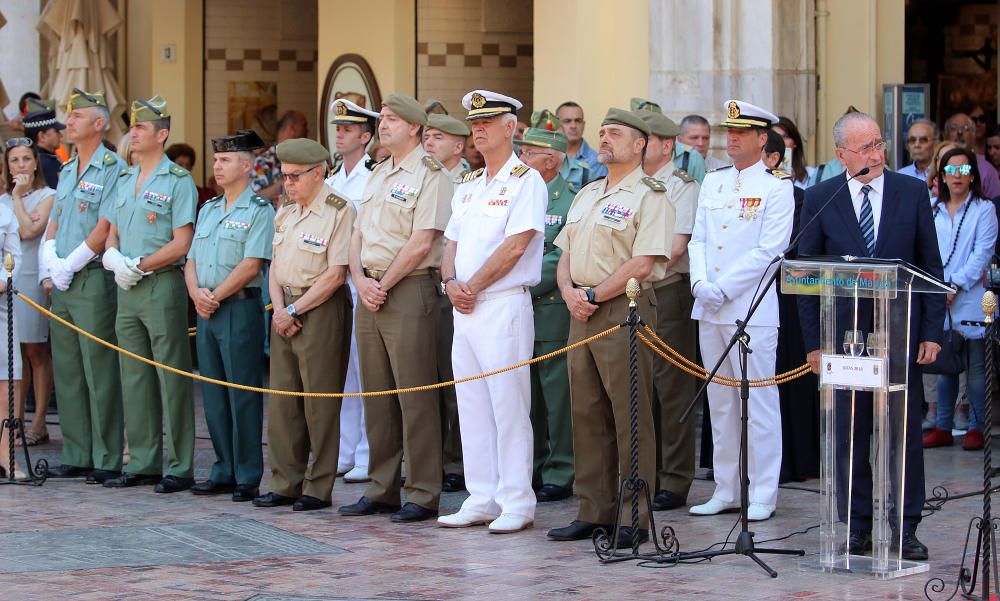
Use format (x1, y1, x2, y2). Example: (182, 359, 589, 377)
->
(547, 108, 674, 546)
(513, 125, 577, 502)
(338, 94, 451, 522)
(185, 130, 274, 501)
(636, 108, 701, 511)
(254, 138, 356, 512)
(103, 96, 197, 492)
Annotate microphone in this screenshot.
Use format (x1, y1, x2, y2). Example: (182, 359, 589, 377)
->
(776, 166, 871, 261)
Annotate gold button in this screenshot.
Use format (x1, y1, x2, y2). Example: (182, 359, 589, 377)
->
(722, 224, 728, 229)
(715, 267, 720, 272)
(717, 245, 723, 250)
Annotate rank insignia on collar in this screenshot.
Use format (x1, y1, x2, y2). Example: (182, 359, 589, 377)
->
(510, 164, 529, 178)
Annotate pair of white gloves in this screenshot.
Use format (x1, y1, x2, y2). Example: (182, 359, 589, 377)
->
(692, 280, 727, 314)
(39, 240, 97, 291)
(101, 247, 150, 290)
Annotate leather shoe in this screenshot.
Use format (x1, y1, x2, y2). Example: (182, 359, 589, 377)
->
(442, 473, 466, 493)
(893, 532, 929, 561)
(841, 530, 872, 555)
(293, 495, 332, 511)
(536, 484, 573, 503)
(338, 496, 401, 516)
(651, 490, 686, 511)
(232, 485, 259, 502)
(47, 464, 89, 478)
(488, 513, 533, 533)
(85, 469, 120, 484)
(747, 503, 776, 521)
(438, 508, 499, 527)
(191, 480, 235, 495)
(103, 472, 161, 488)
(689, 498, 739, 516)
(252, 492, 296, 507)
(547, 520, 609, 541)
(616, 527, 649, 549)
(391, 502, 438, 523)
(155, 476, 195, 493)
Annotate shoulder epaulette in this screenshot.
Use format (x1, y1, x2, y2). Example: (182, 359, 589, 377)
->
(253, 194, 270, 207)
(281, 195, 294, 207)
(369, 156, 389, 171)
(103, 152, 117, 166)
(463, 167, 484, 183)
(206, 194, 223, 205)
(510, 164, 530, 178)
(326, 193, 347, 210)
(708, 165, 733, 173)
(768, 168, 792, 180)
(330, 163, 342, 176)
(62, 156, 77, 169)
(119, 166, 135, 177)
(422, 155, 444, 171)
(568, 182, 579, 194)
(672, 169, 694, 184)
(169, 164, 189, 177)
(641, 176, 666, 192)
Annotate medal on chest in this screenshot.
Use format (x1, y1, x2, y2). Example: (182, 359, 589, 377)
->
(223, 219, 251, 231)
(487, 199, 509, 207)
(389, 183, 419, 202)
(739, 198, 762, 221)
(544, 214, 563, 226)
(299, 231, 328, 248)
(77, 180, 103, 195)
(147, 212, 157, 223)
(600, 203, 632, 223)
(78, 200, 88, 212)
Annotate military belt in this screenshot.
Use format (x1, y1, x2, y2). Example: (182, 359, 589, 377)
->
(363, 267, 431, 281)
(282, 285, 310, 297)
(652, 273, 685, 289)
(219, 287, 262, 305)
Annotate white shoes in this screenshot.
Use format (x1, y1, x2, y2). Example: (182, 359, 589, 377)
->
(748, 503, 776, 521)
(689, 498, 740, 516)
(337, 463, 353, 476)
(488, 513, 533, 534)
(437, 509, 500, 528)
(343, 466, 370, 482)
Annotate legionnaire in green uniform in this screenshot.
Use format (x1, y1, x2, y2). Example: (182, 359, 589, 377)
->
(631, 97, 707, 185)
(253, 138, 355, 512)
(185, 130, 274, 502)
(39, 89, 125, 483)
(532, 109, 590, 190)
(513, 126, 577, 502)
(102, 96, 197, 492)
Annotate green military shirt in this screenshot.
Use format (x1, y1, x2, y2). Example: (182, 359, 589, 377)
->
(674, 142, 707, 185)
(187, 187, 275, 289)
(52, 148, 125, 256)
(559, 155, 590, 190)
(112, 155, 197, 262)
(529, 173, 576, 342)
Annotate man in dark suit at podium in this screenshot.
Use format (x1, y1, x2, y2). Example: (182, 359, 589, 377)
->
(797, 111, 944, 561)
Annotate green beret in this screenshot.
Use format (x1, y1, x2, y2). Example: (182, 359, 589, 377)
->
(275, 138, 330, 165)
(514, 127, 568, 153)
(426, 113, 470, 137)
(65, 88, 107, 112)
(383, 93, 427, 126)
(630, 97, 662, 113)
(602, 108, 651, 136)
(637, 110, 679, 138)
(130, 95, 170, 125)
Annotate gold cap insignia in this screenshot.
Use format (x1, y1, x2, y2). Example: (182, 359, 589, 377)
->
(336, 102, 348, 116)
(471, 93, 487, 108)
(727, 101, 740, 120)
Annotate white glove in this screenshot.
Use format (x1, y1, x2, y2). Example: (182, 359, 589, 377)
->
(102, 247, 127, 273)
(51, 268, 72, 291)
(700, 282, 726, 314)
(65, 242, 97, 273)
(38, 239, 58, 284)
(103, 248, 143, 290)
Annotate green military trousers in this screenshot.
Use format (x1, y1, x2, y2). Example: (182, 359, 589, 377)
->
(530, 338, 574, 488)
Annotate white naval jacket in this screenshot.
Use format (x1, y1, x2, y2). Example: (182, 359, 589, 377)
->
(688, 160, 794, 327)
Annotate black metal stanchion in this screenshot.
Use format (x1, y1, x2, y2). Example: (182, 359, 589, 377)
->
(925, 291, 998, 601)
(593, 279, 677, 563)
(0, 253, 47, 486)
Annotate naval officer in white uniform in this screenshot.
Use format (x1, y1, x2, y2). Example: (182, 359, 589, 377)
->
(687, 100, 794, 522)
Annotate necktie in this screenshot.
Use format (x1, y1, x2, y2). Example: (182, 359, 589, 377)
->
(859, 184, 875, 256)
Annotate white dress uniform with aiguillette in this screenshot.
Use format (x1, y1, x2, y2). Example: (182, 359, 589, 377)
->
(688, 159, 794, 508)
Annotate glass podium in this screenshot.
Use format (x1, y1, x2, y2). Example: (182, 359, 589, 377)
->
(781, 256, 952, 579)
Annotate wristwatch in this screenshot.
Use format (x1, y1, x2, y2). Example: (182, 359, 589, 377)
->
(286, 304, 302, 319)
(585, 288, 598, 305)
(441, 276, 456, 295)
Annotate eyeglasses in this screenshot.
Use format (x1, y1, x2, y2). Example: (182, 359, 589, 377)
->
(840, 139, 886, 156)
(277, 165, 320, 184)
(943, 164, 973, 176)
(519, 149, 555, 160)
(946, 124, 974, 133)
(5, 138, 32, 148)
(971, 114, 987, 124)
(907, 136, 931, 145)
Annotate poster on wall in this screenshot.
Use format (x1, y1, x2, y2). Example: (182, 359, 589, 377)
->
(319, 54, 382, 161)
(228, 81, 278, 145)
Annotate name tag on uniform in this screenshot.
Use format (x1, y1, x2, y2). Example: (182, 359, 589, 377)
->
(77, 181, 103, 195)
(545, 214, 563, 226)
(487, 199, 509, 207)
(143, 190, 172, 207)
(299, 232, 328, 247)
(601, 203, 632, 222)
(739, 198, 762, 221)
(223, 220, 251, 230)
(390, 183, 419, 202)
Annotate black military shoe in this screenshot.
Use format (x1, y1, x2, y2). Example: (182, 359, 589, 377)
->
(547, 520, 609, 541)
(442, 473, 466, 493)
(841, 530, 873, 555)
(893, 532, 929, 561)
(616, 527, 650, 549)
(252, 492, 296, 507)
(103, 472, 161, 488)
(338, 496, 401, 516)
(536, 484, 573, 503)
(293, 495, 332, 511)
(651, 490, 686, 511)
(191, 480, 236, 495)
(155, 476, 195, 493)
(85, 469, 121, 485)
(390, 502, 438, 523)
(48, 464, 89, 478)
(232, 485, 259, 502)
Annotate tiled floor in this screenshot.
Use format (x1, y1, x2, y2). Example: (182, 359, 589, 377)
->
(0, 394, 995, 601)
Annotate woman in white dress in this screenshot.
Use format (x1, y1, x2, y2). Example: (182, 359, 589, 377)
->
(1, 138, 51, 449)
(0, 139, 24, 476)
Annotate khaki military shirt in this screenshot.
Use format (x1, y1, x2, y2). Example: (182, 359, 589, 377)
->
(271, 183, 355, 288)
(357, 145, 452, 272)
(652, 159, 700, 276)
(554, 165, 673, 287)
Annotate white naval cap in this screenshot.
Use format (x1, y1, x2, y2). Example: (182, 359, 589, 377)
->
(719, 99, 778, 129)
(330, 98, 380, 124)
(461, 89, 523, 121)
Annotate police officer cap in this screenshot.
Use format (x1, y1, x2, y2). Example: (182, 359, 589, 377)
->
(130, 95, 170, 126)
(66, 88, 107, 112)
(720, 99, 777, 129)
(383, 93, 428, 126)
(23, 109, 66, 132)
(212, 129, 267, 153)
(275, 138, 330, 166)
(426, 113, 471, 137)
(514, 128, 568, 154)
(630, 97, 662, 114)
(530, 109, 561, 131)
(462, 89, 522, 121)
(601, 107, 651, 136)
(331, 98, 379, 126)
(637, 111, 679, 138)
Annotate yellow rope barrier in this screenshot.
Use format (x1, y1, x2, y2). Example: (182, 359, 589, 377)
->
(17, 291, 619, 398)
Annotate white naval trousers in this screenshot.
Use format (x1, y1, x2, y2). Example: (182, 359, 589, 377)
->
(339, 279, 369, 469)
(452, 288, 536, 519)
(699, 322, 781, 506)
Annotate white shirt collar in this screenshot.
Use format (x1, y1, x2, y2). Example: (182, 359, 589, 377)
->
(847, 171, 885, 200)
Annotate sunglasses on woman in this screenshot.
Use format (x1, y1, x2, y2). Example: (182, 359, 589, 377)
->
(4, 138, 32, 148)
(942, 164, 972, 176)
